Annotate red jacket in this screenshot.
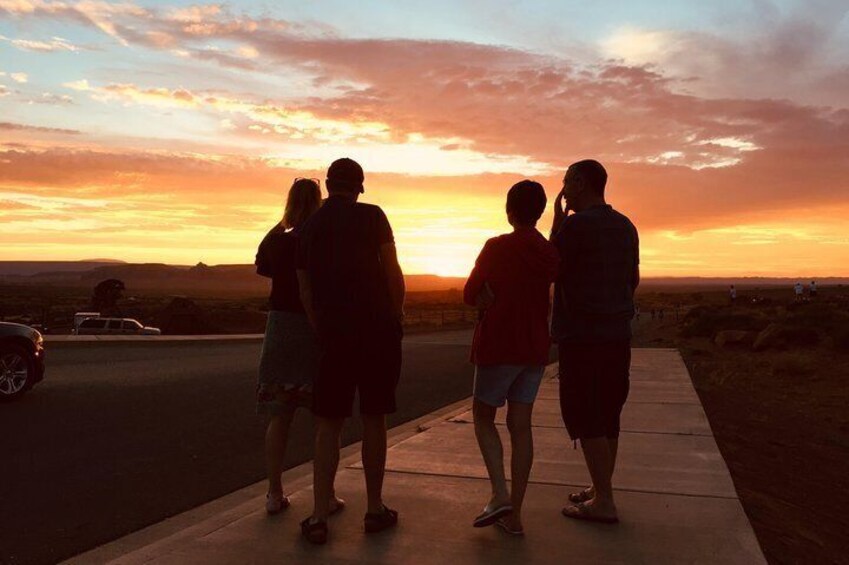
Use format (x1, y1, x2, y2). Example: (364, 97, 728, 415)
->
(464, 228, 560, 366)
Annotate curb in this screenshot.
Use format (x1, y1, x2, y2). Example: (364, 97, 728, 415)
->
(44, 334, 264, 348)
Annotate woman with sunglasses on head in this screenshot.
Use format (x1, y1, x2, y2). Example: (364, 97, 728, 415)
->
(255, 177, 344, 515)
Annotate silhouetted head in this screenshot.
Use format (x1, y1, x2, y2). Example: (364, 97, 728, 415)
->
(326, 158, 364, 198)
(282, 177, 322, 229)
(506, 180, 547, 228)
(563, 159, 607, 211)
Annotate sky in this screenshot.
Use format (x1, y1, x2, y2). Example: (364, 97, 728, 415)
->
(1, 0, 848, 277)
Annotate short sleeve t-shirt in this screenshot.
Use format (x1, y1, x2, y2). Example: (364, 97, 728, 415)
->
(255, 224, 304, 313)
(551, 204, 639, 343)
(296, 195, 395, 331)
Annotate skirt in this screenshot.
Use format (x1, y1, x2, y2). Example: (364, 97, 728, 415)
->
(256, 310, 319, 416)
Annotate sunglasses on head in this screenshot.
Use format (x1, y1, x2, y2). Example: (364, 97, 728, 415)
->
(294, 177, 321, 186)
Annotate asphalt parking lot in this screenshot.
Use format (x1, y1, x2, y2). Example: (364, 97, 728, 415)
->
(1, 331, 474, 564)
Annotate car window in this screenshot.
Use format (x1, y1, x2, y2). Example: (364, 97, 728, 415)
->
(79, 319, 107, 329)
(107, 319, 123, 330)
(122, 320, 142, 330)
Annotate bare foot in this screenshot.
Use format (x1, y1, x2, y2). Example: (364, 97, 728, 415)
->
(562, 499, 618, 524)
(582, 497, 616, 517)
(502, 514, 524, 533)
(488, 494, 512, 509)
(329, 496, 346, 515)
(569, 486, 595, 503)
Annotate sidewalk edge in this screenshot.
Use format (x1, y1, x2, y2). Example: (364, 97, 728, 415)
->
(63, 395, 476, 564)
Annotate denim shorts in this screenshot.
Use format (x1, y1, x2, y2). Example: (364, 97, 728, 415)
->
(473, 365, 545, 407)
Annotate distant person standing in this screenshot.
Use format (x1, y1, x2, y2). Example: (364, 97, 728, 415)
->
(795, 282, 804, 301)
(634, 304, 641, 321)
(255, 178, 343, 516)
(729, 285, 737, 304)
(650, 308, 656, 321)
(296, 158, 405, 544)
(550, 160, 639, 524)
(464, 180, 559, 536)
(810, 280, 818, 298)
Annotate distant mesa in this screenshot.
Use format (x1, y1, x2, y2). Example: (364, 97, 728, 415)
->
(79, 258, 126, 264)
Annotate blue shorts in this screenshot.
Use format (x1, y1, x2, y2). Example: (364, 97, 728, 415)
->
(473, 365, 545, 407)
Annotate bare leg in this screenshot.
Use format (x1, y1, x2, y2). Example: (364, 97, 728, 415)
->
(610, 438, 619, 477)
(265, 408, 296, 495)
(505, 401, 534, 530)
(312, 416, 344, 522)
(473, 399, 510, 506)
(580, 437, 618, 501)
(361, 413, 388, 514)
(577, 437, 617, 517)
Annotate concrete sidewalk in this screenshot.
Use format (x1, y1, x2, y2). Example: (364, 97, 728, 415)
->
(68, 349, 765, 564)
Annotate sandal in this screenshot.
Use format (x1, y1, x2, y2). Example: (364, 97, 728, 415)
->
(568, 487, 594, 504)
(300, 517, 328, 545)
(265, 493, 291, 515)
(329, 497, 346, 516)
(495, 517, 524, 536)
(561, 502, 619, 524)
(473, 503, 513, 528)
(364, 505, 399, 533)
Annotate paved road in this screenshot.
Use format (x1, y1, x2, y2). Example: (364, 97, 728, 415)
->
(0, 331, 474, 565)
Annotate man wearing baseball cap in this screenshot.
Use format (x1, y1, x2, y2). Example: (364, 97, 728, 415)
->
(296, 158, 406, 544)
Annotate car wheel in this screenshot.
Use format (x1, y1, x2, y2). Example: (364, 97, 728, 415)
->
(0, 345, 33, 401)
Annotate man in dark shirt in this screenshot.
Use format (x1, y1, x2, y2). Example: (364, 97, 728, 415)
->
(296, 158, 405, 543)
(550, 159, 639, 525)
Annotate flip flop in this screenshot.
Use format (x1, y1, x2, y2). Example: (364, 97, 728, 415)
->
(364, 505, 399, 533)
(265, 494, 291, 515)
(561, 502, 619, 524)
(300, 517, 328, 545)
(568, 487, 594, 504)
(495, 517, 524, 536)
(329, 497, 346, 516)
(473, 503, 513, 528)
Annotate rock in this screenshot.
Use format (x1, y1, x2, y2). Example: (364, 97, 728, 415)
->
(753, 323, 786, 351)
(715, 330, 757, 348)
(154, 296, 219, 335)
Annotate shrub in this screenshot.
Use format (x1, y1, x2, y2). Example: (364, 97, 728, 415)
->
(771, 352, 815, 377)
(831, 320, 849, 353)
(681, 306, 769, 338)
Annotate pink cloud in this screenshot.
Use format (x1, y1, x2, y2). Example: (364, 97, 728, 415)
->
(0, 121, 80, 134)
(4, 2, 848, 237)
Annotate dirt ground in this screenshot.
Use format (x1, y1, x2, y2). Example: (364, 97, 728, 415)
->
(632, 291, 849, 565)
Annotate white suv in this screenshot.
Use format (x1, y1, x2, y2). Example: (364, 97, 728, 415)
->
(75, 318, 162, 336)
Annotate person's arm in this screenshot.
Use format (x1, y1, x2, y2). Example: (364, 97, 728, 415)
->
(375, 208, 405, 321)
(463, 242, 494, 310)
(255, 235, 273, 278)
(551, 222, 572, 307)
(294, 230, 317, 329)
(380, 243, 406, 321)
(550, 190, 570, 240)
(296, 269, 318, 329)
(631, 225, 641, 293)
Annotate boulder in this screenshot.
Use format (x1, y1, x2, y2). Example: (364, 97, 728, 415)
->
(753, 323, 786, 351)
(714, 330, 757, 348)
(154, 296, 219, 335)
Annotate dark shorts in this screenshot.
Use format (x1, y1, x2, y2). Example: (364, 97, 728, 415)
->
(558, 340, 631, 441)
(313, 322, 403, 419)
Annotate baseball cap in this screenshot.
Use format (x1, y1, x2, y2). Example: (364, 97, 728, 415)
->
(327, 158, 365, 193)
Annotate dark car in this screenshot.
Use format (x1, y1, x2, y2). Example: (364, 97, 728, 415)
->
(0, 322, 46, 401)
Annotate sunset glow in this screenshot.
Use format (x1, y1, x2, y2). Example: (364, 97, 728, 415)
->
(1, 1, 848, 276)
